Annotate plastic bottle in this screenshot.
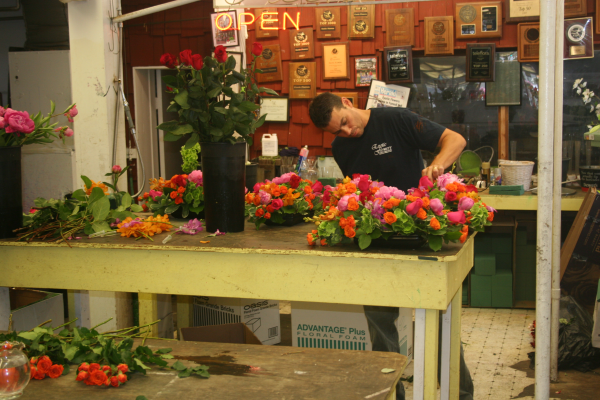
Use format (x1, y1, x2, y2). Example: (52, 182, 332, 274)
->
(261, 134, 278, 157)
(296, 145, 309, 174)
(489, 169, 496, 186)
(481, 162, 491, 188)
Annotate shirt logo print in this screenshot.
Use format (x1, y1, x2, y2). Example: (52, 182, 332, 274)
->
(372, 142, 393, 156)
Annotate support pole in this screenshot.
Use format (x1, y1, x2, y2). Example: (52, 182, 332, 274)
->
(112, 0, 199, 23)
(536, 0, 557, 397)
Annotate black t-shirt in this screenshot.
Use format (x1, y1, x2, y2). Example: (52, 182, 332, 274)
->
(332, 107, 446, 191)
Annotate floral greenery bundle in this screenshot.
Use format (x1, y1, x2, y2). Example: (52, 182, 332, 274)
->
(138, 171, 204, 218)
(573, 78, 600, 133)
(181, 142, 201, 174)
(245, 172, 324, 229)
(307, 173, 495, 252)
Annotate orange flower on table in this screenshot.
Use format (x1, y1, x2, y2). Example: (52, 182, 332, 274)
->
(320, 238, 327, 246)
(430, 218, 441, 230)
(347, 197, 359, 211)
(84, 180, 109, 196)
(48, 364, 64, 379)
(383, 212, 397, 224)
(31, 366, 45, 380)
(264, 212, 271, 219)
(416, 208, 427, 220)
(487, 211, 494, 222)
(421, 197, 430, 209)
(88, 370, 108, 386)
(36, 356, 52, 375)
(307, 230, 317, 245)
(253, 195, 262, 206)
(339, 215, 356, 229)
(282, 190, 300, 206)
(245, 193, 255, 204)
(344, 226, 356, 238)
(255, 208, 264, 217)
(320, 206, 341, 221)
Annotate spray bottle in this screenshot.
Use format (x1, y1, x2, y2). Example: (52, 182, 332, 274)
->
(296, 145, 309, 174)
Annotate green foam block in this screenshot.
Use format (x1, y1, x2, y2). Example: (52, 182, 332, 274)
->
(471, 274, 492, 292)
(492, 233, 512, 254)
(474, 254, 496, 276)
(492, 270, 513, 308)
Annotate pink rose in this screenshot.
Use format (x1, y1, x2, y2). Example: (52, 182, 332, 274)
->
(405, 199, 423, 215)
(112, 165, 122, 173)
(429, 198, 444, 216)
(445, 191, 457, 202)
(0, 106, 5, 117)
(447, 211, 466, 225)
(437, 173, 462, 192)
(270, 198, 283, 210)
(4, 109, 35, 134)
(69, 105, 78, 118)
(311, 180, 323, 193)
(258, 190, 271, 205)
(391, 189, 406, 200)
(253, 182, 262, 194)
(64, 128, 74, 137)
(458, 197, 474, 211)
(149, 189, 163, 201)
(188, 170, 203, 186)
(0, 117, 4, 129)
(419, 176, 434, 190)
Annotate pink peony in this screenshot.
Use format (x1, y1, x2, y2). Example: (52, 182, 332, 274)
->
(149, 189, 163, 201)
(272, 172, 293, 185)
(447, 211, 466, 225)
(429, 198, 444, 216)
(4, 109, 35, 134)
(436, 173, 462, 192)
(112, 165, 122, 173)
(188, 170, 203, 186)
(270, 198, 283, 210)
(258, 190, 271, 205)
(337, 194, 359, 211)
(392, 189, 406, 200)
(64, 128, 74, 137)
(405, 199, 423, 215)
(458, 197, 474, 211)
(419, 176, 434, 190)
(253, 182, 262, 194)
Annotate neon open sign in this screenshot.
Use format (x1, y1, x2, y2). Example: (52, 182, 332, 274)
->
(215, 12, 301, 31)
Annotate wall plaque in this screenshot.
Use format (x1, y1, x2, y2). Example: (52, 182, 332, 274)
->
(517, 23, 539, 62)
(466, 43, 495, 82)
(564, 0, 587, 18)
(355, 57, 377, 87)
(315, 7, 341, 39)
(255, 44, 283, 83)
(348, 4, 375, 39)
(564, 17, 594, 60)
(455, 2, 502, 39)
(289, 62, 316, 99)
(289, 28, 314, 60)
(254, 8, 279, 39)
(383, 46, 413, 84)
(385, 8, 415, 47)
(506, 0, 539, 24)
(322, 42, 350, 80)
(424, 16, 454, 56)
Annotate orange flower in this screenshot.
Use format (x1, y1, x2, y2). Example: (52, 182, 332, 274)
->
(149, 177, 171, 191)
(174, 197, 183, 204)
(461, 225, 469, 233)
(339, 215, 356, 229)
(48, 364, 64, 379)
(88, 370, 108, 386)
(347, 197, 359, 211)
(460, 232, 468, 243)
(37, 356, 52, 375)
(170, 191, 178, 199)
(304, 186, 312, 194)
(345, 182, 357, 194)
(245, 193, 255, 204)
(264, 212, 271, 219)
(271, 187, 281, 197)
(266, 205, 274, 213)
(456, 184, 466, 193)
(406, 195, 418, 202)
(320, 238, 327, 246)
(255, 208, 264, 217)
(117, 215, 171, 238)
(383, 200, 394, 209)
(280, 186, 288, 195)
(283, 190, 301, 206)
(177, 186, 185, 193)
(84, 180, 109, 196)
(383, 212, 397, 224)
(253, 195, 261, 206)
(430, 218, 441, 230)
(416, 208, 427, 220)
(344, 226, 356, 238)
(421, 197, 430, 209)
(446, 183, 458, 192)
(307, 232, 316, 245)
(487, 211, 494, 222)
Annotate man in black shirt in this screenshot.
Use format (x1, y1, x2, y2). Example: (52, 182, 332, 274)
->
(309, 92, 472, 400)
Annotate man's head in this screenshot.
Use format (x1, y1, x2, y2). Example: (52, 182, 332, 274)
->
(309, 92, 368, 138)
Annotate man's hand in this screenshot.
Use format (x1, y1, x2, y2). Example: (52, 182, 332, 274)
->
(422, 164, 445, 181)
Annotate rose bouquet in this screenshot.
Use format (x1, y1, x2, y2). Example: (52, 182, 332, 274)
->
(245, 172, 323, 229)
(307, 173, 495, 252)
(138, 170, 204, 218)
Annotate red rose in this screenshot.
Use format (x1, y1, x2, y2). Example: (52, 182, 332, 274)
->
(159, 53, 177, 69)
(31, 366, 45, 380)
(179, 49, 193, 66)
(88, 370, 108, 386)
(117, 372, 128, 383)
(78, 362, 89, 372)
(465, 184, 478, 193)
(444, 191, 457, 202)
(311, 180, 323, 193)
(214, 45, 227, 63)
(110, 376, 120, 387)
(251, 42, 263, 56)
(88, 363, 101, 373)
(30, 357, 38, 365)
(48, 364, 64, 379)
(36, 356, 52, 374)
(290, 174, 301, 189)
(76, 371, 89, 381)
(191, 54, 203, 70)
(117, 364, 129, 373)
(102, 365, 112, 377)
(171, 174, 187, 187)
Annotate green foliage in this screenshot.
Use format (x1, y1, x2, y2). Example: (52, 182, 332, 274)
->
(181, 143, 201, 173)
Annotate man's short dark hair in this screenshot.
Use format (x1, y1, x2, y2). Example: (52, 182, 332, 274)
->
(309, 92, 344, 129)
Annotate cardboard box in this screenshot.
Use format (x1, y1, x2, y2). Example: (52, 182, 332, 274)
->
(291, 302, 414, 364)
(10, 288, 64, 332)
(193, 296, 280, 345)
(180, 323, 262, 345)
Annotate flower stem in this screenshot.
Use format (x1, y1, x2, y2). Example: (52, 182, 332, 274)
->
(53, 318, 79, 331)
(90, 317, 113, 331)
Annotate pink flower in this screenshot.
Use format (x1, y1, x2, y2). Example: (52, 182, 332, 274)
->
(337, 194, 359, 211)
(311, 180, 323, 193)
(429, 198, 444, 216)
(486, 205, 497, 213)
(447, 211, 466, 225)
(188, 170, 203, 186)
(0, 117, 4, 129)
(0, 106, 5, 117)
(29, 208, 37, 214)
(149, 189, 163, 201)
(253, 182, 262, 194)
(4, 109, 35, 134)
(179, 218, 203, 235)
(272, 173, 293, 185)
(112, 165, 122, 173)
(419, 176, 434, 190)
(64, 128, 74, 137)
(258, 190, 271, 205)
(391, 189, 406, 200)
(405, 199, 423, 215)
(270, 198, 283, 210)
(445, 191, 457, 202)
(458, 197, 474, 211)
(69, 105, 78, 118)
(411, 188, 427, 198)
(437, 173, 462, 192)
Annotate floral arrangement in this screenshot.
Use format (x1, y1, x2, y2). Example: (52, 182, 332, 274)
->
(157, 43, 277, 147)
(573, 78, 600, 133)
(307, 173, 495, 252)
(29, 355, 64, 380)
(245, 172, 323, 229)
(0, 102, 77, 147)
(75, 362, 129, 387)
(138, 170, 204, 218)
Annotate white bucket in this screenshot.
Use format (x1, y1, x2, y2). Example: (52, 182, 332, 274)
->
(261, 134, 278, 157)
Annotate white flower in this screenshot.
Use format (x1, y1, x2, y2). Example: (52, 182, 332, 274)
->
(574, 78, 583, 89)
(583, 89, 594, 103)
(588, 125, 593, 130)
(591, 105, 595, 112)
(582, 81, 588, 88)
(596, 104, 600, 110)
(577, 87, 582, 95)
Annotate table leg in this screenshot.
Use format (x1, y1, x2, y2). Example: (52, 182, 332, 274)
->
(440, 285, 462, 400)
(138, 293, 159, 337)
(0, 287, 10, 331)
(413, 308, 440, 400)
(176, 295, 194, 331)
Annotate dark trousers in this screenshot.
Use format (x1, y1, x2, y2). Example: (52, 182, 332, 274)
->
(364, 306, 474, 400)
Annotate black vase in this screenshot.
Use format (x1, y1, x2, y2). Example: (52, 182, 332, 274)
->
(0, 146, 23, 239)
(200, 142, 246, 233)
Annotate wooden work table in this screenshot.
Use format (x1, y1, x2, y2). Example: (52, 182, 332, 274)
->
(479, 187, 585, 211)
(0, 221, 475, 400)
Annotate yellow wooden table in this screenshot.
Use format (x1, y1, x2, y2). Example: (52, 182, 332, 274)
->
(0, 222, 475, 400)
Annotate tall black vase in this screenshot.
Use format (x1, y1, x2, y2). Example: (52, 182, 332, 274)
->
(0, 146, 23, 239)
(200, 142, 246, 233)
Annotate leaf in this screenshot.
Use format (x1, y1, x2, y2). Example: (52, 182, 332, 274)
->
(171, 360, 187, 371)
(381, 368, 396, 374)
(130, 204, 143, 212)
(81, 175, 92, 190)
(92, 221, 111, 233)
(50, 100, 56, 115)
(64, 345, 78, 360)
(171, 124, 194, 136)
(88, 187, 106, 204)
(358, 234, 372, 250)
(72, 189, 87, 202)
(155, 347, 173, 354)
(207, 87, 222, 98)
(174, 90, 190, 109)
(237, 101, 259, 112)
(157, 120, 180, 132)
(184, 134, 199, 149)
(91, 196, 110, 222)
(160, 354, 174, 359)
(121, 193, 132, 208)
(18, 332, 40, 341)
(259, 87, 279, 96)
(134, 358, 151, 370)
(428, 235, 443, 252)
(136, 397, 149, 400)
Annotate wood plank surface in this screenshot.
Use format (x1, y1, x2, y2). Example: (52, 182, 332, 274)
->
(19, 339, 407, 400)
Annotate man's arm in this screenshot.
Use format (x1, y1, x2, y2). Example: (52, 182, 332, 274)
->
(422, 128, 467, 181)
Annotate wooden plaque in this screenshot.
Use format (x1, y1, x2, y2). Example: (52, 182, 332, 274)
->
(318, 92, 359, 106)
(383, 46, 413, 84)
(466, 43, 495, 82)
(424, 16, 454, 56)
(385, 8, 415, 47)
(315, 7, 341, 39)
(289, 62, 316, 99)
(517, 22, 540, 62)
(254, 8, 279, 39)
(348, 4, 375, 39)
(255, 44, 283, 83)
(455, 2, 502, 39)
(506, 0, 539, 24)
(322, 42, 350, 80)
(289, 28, 314, 61)
(564, 17, 594, 60)
(564, 0, 587, 18)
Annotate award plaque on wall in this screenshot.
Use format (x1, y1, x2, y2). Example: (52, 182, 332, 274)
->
(355, 57, 377, 87)
(564, 0, 587, 18)
(289, 62, 316, 99)
(315, 7, 341, 39)
(383, 46, 413, 84)
(322, 42, 350, 80)
(517, 23, 540, 62)
(254, 8, 279, 39)
(348, 4, 375, 39)
(424, 16, 454, 56)
(255, 44, 283, 83)
(564, 18, 594, 60)
(455, 2, 502, 39)
(385, 8, 415, 47)
(466, 43, 495, 82)
(506, 0, 539, 23)
(289, 28, 314, 61)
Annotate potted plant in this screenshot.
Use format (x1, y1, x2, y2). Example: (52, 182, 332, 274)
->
(157, 44, 276, 233)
